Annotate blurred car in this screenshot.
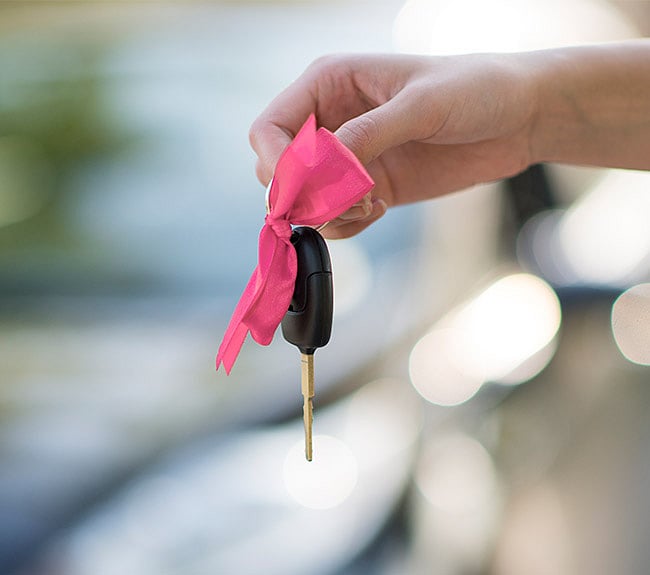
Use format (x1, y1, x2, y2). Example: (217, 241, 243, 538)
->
(2, 2, 650, 575)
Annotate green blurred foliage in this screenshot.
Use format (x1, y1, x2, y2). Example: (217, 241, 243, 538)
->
(0, 43, 134, 250)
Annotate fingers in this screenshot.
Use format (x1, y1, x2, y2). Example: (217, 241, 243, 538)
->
(337, 194, 372, 221)
(334, 89, 418, 166)
(249, 70, 321, 186)
(250, 55, 419, 184)
(321, 198, 388, 240)
(252, 128, 293, 186)
(249, 54, 419, 239)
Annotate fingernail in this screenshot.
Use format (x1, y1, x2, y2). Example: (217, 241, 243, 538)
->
(338, 201, 372, 221)
(372, 198, 388, 215)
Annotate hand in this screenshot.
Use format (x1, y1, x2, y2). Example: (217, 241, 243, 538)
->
(249, 52, 539, 238)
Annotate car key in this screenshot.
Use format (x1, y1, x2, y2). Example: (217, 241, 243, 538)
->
(281, 226, 333, 461)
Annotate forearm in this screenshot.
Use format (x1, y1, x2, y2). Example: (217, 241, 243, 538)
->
(529, 40, 650, 170)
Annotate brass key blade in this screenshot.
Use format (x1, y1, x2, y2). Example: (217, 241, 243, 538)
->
(301, 353, 314, 461)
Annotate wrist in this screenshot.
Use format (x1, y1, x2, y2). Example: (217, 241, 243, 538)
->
(524, 48, 572, 165)
(524, 41, 650, 169)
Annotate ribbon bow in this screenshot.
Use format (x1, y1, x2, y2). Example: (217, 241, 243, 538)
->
(216, 114, 374, 373)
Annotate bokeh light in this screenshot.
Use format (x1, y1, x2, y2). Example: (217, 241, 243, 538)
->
(516, 209, 573, 286)
(410, 273, 561, 406)
(612, 283, 650, 365)
(283, 435, 358, 510)
(415, 434, 497, 514)
(393, 0, 637, 55)
(493, 484, 573, 575)
(343, 378, 422, 464)
(412, 434, 500, 571)
(455, 273, 561, 383)
(327, 238, 373, 317)
(409, 328, 485, 406)
(558, 170, 650, 286)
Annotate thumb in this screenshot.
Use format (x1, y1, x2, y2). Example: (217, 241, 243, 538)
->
(334, 91, 415, 166)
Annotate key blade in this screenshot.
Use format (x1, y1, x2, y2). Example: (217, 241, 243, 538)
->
(301, 353, 314, 461)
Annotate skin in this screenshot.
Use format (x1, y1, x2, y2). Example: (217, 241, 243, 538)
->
(249, 41, 650, 239)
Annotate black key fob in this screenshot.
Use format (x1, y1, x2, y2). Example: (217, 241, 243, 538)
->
(281, 226, 333, 355)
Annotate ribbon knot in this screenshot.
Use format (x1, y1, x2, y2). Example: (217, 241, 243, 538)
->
(216, 115, 374, 374)
(265, 214, 292, 240)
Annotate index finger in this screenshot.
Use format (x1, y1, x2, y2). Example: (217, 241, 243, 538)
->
(249, 72, 319, 185)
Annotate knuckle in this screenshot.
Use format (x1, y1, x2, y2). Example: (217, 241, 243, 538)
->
(308, 54, 338, 72)
(248, 119, 263, 151)
(339, 115, 379, 159)
(307, 53, 352, 78)
(255, 160, 270, 186)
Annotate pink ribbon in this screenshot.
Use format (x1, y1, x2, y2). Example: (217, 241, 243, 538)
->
(216, 114, 374, 373)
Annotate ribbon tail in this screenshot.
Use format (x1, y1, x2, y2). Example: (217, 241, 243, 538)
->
(216, 226, 297, 374)
(216, 266, 261, 374)
(216, 114, 374, 375)
(246, 227, 297, 345)
(216, 321, 249, 375)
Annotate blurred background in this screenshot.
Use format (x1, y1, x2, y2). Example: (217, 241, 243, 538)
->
(1, 1, 649, 574)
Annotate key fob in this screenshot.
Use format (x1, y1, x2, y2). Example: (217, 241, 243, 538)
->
(281, 226, 333, 355)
